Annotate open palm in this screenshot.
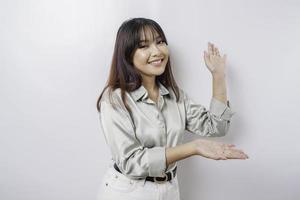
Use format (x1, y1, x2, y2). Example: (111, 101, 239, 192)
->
(193, 139, 249, 160)
(204, 42, 227, 75)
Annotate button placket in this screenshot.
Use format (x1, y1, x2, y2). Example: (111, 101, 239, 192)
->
(156, 112, 160, 119)
(156, 111, 165, 129)
(154, 96, 166, 134)
(157, 95, 165, 111)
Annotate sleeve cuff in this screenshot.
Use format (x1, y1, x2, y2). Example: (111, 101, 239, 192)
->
(209, 98, 236, 120)
(147, 146, 167, 177)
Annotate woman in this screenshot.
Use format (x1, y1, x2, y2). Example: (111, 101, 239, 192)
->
(96, 17, 248, 200)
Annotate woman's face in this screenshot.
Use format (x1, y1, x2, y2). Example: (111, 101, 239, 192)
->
(132, 27, 169, 80)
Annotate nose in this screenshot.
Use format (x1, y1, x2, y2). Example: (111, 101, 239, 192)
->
(149, 43, 162, 56)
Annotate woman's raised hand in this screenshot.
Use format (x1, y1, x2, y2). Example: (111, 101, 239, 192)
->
(204, 42, 227, 76)
(192, 139, 249, 160)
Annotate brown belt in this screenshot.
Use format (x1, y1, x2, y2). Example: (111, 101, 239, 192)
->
(113, 163, 177, 183)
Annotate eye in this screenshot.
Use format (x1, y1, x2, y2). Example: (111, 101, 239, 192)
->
(157, 40, 165, 44)
(138, 44, 148, 48)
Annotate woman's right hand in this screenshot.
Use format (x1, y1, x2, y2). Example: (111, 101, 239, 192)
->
(192, 139, 249, 160)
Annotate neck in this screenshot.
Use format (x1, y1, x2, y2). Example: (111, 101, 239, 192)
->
(142, 75, 158, 92)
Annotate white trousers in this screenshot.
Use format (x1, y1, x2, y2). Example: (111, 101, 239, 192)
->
(96, 165, 181, 200)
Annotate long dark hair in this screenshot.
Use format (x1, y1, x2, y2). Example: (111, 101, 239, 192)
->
(96, 17, 180, 114)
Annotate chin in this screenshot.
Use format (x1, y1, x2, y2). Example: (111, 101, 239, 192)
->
(142, 64, 166, 76)
(153, 67, 166, 76)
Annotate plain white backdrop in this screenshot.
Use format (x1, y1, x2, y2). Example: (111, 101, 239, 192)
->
(1, 0, 300, 199)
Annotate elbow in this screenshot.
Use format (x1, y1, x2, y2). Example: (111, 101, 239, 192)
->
(117, 162, 145, 179)
(214, 129, 227, 137)
(115, 146, 166, 179)
(115, 155, 149, 179)
(208, 121, 230, 137)
(207, 129, 227, 137)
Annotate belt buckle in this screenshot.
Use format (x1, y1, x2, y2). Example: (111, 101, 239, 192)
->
(154, 174, 168, 184)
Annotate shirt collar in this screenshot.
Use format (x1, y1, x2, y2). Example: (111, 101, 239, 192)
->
(130, 81, 170, 101)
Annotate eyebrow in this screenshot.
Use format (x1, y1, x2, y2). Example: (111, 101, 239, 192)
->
(139, 36, 162, 43)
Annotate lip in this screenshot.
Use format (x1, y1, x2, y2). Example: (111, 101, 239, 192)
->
(148, 58, 164, 63)
(148, 59, 163, 66)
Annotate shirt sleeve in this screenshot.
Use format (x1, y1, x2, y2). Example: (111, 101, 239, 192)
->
(182, 89, 236, 137)
(99, 95, 167, 180)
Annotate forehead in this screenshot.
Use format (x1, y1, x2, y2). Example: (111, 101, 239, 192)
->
(139, 26, 160, 41)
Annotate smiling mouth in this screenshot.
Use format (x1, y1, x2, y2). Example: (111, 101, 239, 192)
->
(148, 59, 164, 65)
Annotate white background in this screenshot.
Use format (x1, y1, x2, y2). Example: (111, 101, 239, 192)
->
(1, 0, 299, 199)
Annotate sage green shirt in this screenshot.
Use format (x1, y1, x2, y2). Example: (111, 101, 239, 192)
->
(99, 81, 235, 180)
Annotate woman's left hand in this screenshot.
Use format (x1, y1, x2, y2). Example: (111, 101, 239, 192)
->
(204, 42, 227, 76)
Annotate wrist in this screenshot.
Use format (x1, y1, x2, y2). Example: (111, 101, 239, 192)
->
(189, 140, 199, 156)
(212, 72, 226, 78)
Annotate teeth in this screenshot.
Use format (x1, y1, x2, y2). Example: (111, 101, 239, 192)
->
(150, 59, 162, 64)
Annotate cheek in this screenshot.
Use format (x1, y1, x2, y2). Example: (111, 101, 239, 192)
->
(133, 51, 149, 65)
(160, 46, 169, 56)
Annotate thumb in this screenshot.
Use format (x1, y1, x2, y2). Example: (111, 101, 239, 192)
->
(204, 51, 209, 60)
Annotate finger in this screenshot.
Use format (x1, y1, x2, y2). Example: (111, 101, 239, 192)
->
(225, 144, 235, 148)
(204, 51, 211, 65)
(211, 43, 216, 55)
(215, 48, 220, 56)
(220, 152, 228, 160)
(233, 149, 245, 154)
(221, 156, 227, 160)
(229, 149, 244, 156)
(224, 148, 248, 159)
(222, 149, 240, 159)
(231, 151, 248, 159)
(241, 153, 248, 159)
(204, 51, 209, 60)
(208, 42, 213, 55)
(216, 155, 227, 160)
(238, 151, 249, 158)
(212, 44, 217, 54)
(222, 144, 235, 150)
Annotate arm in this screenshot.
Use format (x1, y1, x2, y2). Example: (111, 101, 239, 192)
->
(181, 42, 234, 137)
(165, 142, 196, 168)
(165, 137, 249, 167)
(204, 42, 228, 104)
(212, 73, 227, 104)
(99, 97, 166, 180)
(183, 88, 235, 137)
(101, 96, 197, 173)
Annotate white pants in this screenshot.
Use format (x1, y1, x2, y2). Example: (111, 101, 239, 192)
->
(97, 165, 181, 200)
